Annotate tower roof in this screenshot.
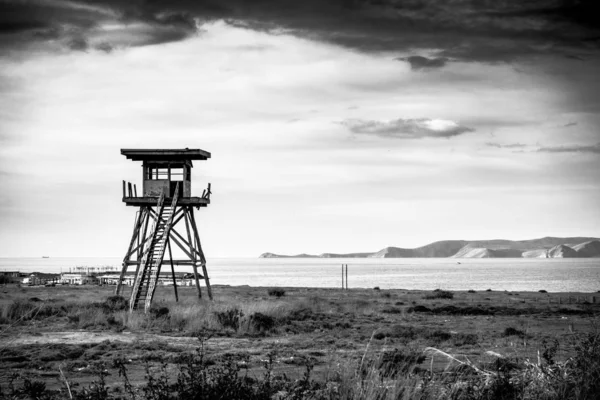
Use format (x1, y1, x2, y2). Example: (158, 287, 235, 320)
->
(121, 148, 211, 161)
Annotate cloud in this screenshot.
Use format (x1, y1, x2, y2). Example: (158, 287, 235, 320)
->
(0, 0, 206, 53)
(486, 142, 528, 149)
(342, 118, 474, 139)
(1, 0, 599, 62)
(564, 121, 578, 127)
(397, 55, 448, 70)
(537, 142, 600, 154)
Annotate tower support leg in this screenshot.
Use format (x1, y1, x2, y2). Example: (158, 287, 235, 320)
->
(167, 239, 178, 302)
(117, 208, 146, 295)
(184, 207, 203, 299)
(120, 202, 213, 306)
(190, 207, 213, 300)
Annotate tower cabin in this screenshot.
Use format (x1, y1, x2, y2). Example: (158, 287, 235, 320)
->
(121, 148, 211, 206)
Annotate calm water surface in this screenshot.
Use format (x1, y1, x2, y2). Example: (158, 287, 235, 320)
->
(1, 257, 599, 292)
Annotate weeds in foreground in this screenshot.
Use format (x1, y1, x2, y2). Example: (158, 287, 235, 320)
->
(3, 331, 598, 400)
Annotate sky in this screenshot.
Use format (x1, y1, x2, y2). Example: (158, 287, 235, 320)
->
(0, 0, 599, 258)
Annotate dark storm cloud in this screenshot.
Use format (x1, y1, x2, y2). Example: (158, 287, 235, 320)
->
(342, 118, 474, 139)
(0, 0, 208, 53)
(537, 142, 600, 154)
(1, 0, 599, 61)
(397, 56, 448, 70)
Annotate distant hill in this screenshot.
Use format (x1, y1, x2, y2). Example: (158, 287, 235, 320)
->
(546, 244, 578, 258)
(451, 246, 523, 258)
(259, 236, 600, 259)
(320, 253, 374, 258)
(368, 240, 468, 258)
(522, 249, 548, 258)
(572, 240, 600, 257)
(259, 253, 319, 258)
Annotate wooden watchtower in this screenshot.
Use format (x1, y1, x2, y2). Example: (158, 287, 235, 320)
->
(116, 149, 213, 312)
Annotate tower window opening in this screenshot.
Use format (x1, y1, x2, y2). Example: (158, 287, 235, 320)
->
(147, 167, 169, 180)
(171, 168, 184, 181)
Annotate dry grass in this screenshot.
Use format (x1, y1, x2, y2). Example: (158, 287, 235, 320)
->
(1, 284, 599, 399)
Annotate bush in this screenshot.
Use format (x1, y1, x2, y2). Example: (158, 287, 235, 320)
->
(248, 312, 276, 332)
(214, 308, 243, 330)
(539, 289, 548, 293)
(3, 300, 66, 322)
(103, 295, 128, 312)
(377, 348, 426, 376)
(453, 333, 479, 346)
(373, 286, 381, 291)
(424, 289, 454, 300)
(267, 288, 286, 298)
(503, 327, 526, 337)
(468, 289, 476, 293)
(407, 305, 431, 313)
(150, 306, 170, 319)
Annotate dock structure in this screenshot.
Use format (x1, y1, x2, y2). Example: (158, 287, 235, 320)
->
(116, 148, 213, 312)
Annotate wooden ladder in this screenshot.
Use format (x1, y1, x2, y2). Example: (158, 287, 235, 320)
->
(130, 183, 180, 312)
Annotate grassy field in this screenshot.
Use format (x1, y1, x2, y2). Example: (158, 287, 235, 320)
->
(0, 284, 599, 399)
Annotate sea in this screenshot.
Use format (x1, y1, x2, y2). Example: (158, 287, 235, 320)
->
(1, 257, 599, 293)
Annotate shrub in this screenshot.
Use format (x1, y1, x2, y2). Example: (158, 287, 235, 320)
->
(486, 288, 493, 292)
(214, 308, 243, 330)
(248, 312, 276, 332)
(377, 348, 426, 376)
(503, 327, 526, 337)
(3, 300, 66, 322)
(374, 324, 454, 343)
(424, 290, 454, 300)
(453, 333, 479, 346)
(267, 288, 286, 298)
(407, 305, 431, 313)
(468, 289, 476, 293)
(150, 306, 170, 319)
(103, 295, 128, 312)
(373, 286, 381, 291)
(538, 289, 548, 293)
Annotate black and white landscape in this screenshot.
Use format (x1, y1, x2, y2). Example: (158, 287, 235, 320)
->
(1, 1, 599, 399)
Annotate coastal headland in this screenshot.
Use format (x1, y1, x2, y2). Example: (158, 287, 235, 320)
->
(260, 236, 600, 259)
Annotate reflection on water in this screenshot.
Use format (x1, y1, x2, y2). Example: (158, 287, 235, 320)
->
(1, 257, 599, 292)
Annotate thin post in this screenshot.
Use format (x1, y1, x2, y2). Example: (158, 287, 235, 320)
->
(134, 184, 138, 197)
(190, 207, 212, 300)
(345, 264, 348, 290)
(122, 180, 126, 198)
(128, 182, 133, 197)
(116, 208, 144, 295)
(184, 208, 202, 299)
(342, 265, 344, 289)
(168, 239, 178, 302)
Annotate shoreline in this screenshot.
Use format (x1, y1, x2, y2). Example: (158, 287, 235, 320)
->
(4, 283, 600, 296)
